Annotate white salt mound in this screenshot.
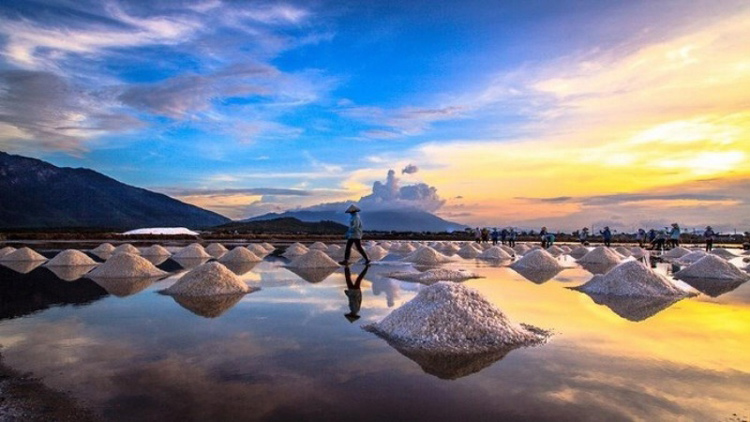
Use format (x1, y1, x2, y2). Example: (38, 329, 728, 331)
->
(546, 245, 565, 256)
(173, 243, 212, 259)
(499, 245, 515, 255)
(478, 246, 513, 260)
(163, 262, 249, 297)
(578, 246, 622, 266)
(513, 244, 530, 254)
(325, 244, 342, 254)
(576, 260, 692, 297)
(457, 244, 481, 258)
(308, 242, 328, 251)
(260, 242, 275, 252)
(441, 243, 461, 255)
(674, 255, 749, 281)
(219, 247, 262, 263)
(247, 244, 269, 256)
(677, 251, 708, 265)
(662, 247, 691, 259)
(387, 269, 482, 283)
(366, 245, 389, 261)
(0, 246, 17, 257)
(560, 246, 572, 253)
(287, 250, 339, 268)
(569, 246, 590, 259)
(92, 243, 115, 254)
(364, 282, 547, 353)
(282, 243, 309, 258)
(615, 246, 632, 257)
(402, 247, 453, 265)
(630, 247, 649, 258)
(0, 247, 47, 262)
(88, 253, 167, 278)
(45, 249, 98, 267)
(113, 244, 141, 255)
(205, 243, 228, 257)
(141, 245, 172, 257)
(511, 249, 563, 271)
(710, 248, 737, 259)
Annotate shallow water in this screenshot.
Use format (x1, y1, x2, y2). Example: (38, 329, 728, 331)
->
(1, 249, 749, 422)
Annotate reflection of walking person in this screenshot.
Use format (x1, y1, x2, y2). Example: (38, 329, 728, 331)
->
(339, 204, 370, 266)
(344, 264, 369, 322)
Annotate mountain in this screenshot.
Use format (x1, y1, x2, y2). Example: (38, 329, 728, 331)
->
(245, 209, 468, 233)
(216, 217, 347, 235)
(0, 151, 230, 229)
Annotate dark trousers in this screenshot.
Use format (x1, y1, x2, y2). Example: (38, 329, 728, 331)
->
(344, 239, 368, 262)
(705, 239, 713, 252)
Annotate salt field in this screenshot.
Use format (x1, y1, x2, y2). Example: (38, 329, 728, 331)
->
(1, 243, 749, 421)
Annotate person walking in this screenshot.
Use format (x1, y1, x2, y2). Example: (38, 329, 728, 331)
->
(339, 205, 370, 266)
(491, 228, 499, 245)
(508, 227, 517, 247)
(668, 223, 681, 248)
(343, 264, 369, 322)
(474, 227, 481, 244)
(579, 227, 589, 245)
(600, 226, 612, 247)
(500, 227, 508, 245)
(637, 228, 647, 247)
(540, 226, 548, 248)
(703, 226, 716, 252)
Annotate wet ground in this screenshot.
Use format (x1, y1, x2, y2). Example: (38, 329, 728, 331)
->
(0, 245, 749, 422)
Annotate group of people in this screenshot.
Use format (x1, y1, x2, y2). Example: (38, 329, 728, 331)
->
(474, 227, 519, 247)
(577, 223, 718, 252)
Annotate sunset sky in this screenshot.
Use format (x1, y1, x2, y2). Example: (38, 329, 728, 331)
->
(1, 0, 749, 232)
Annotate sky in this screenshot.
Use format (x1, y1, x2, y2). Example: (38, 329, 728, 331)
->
(1, 0, 749, 232)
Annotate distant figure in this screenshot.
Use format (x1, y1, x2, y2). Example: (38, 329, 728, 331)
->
(600, 226, 612, 247)
(637, 228, 647, 247)
(545, 232, 555, 247)
(343, 264, 369, 322)
(481, 227, 490, 243)
(474, 227, 481, 243)
(703, 226, 716, 252)
(579, 227, 589, 244)
(540, 226, 548, 248)
(651, 230, 667, 251)
(491, 228, 499, 245)
(500, 228, 509, 245)
(668, 223, 681, 248)
(508, 227, 517, 247)
(648, 229, 657, 244)
(339, 205, 370, 266)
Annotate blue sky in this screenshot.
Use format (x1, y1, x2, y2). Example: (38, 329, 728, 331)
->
(1, 0, 749, 231)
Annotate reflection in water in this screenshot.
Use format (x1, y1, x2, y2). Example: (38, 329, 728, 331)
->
(221, 260, 259, 276)
(169, 293, 251, 318)
(285, 266, 337, 284)
(344, 265, 369, 322)
(576, 292, 685, 322)
(142, 255, 170, 266)
(0, 266, 108, 320)
(172, 257, 211, 269)
(386, 340, 515, 380)
(679, 277, 747, 298)
(87, 276, 161, 297)
(44, 265, 97, 282)
(371, 277, 401, 307)
(511, 266, 563, 284)
(1, 260, 45, 274)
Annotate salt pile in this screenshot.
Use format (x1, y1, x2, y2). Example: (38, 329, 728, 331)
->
(247, 244, 269, 256)
(260, 242, 275, 252)
(569, 246, 590, 259)
(308, 242, 328, 251)
(574, 260, 693, 297)
(402, 247, 453, 265)
(498, 245, 515, 255)
(393, 243, 417, 254)
(282, 243, 309, 258)
(162, 262, 250, 296)
(173, 243, 211, 259)
(560, 245, 572, 254)
(478, 246, 513, 260)
(219, 247, 262, 263)
(577, 246, 622, 266)
(0, 247, 47, 262)
(2, 260, 44, 274)
(92, 243, 115, 254)
(87, 253, 168, 278)
(674, 255, 749, 281)
(457, 243, 481, 259)
(366, 245, 389, 261)
(112, 243, 141, 255)
(676, 251, 708, 265)
(662, 247, 691, 259)
(630, 247, 649, 258)
(325, 244, 342, 254)
(287, 250, 339, 268)
(615, 246, 632, 257)
(387, 269, 482, 283)
(511, 249, 563, 271)
(440, 243, 461, 255)
(205, 243, 228, 258)
(364, 282, 547, 353)
(141, 244, 172, 257)
(45, 249, 98, 267)
(710, 248, 738, 260)
(91, 276, 158, 297)
(513, 244, 530, 254)
(379, 241, 393, 250)
(0, 246, 16, 258)
(546, 245, 565, 256)
(47, 265, 97, 282)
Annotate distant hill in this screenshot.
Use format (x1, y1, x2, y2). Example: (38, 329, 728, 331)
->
(245, 209, 468, 233)
(217, 217, 347, 234)
(0, 151, 230, 229)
